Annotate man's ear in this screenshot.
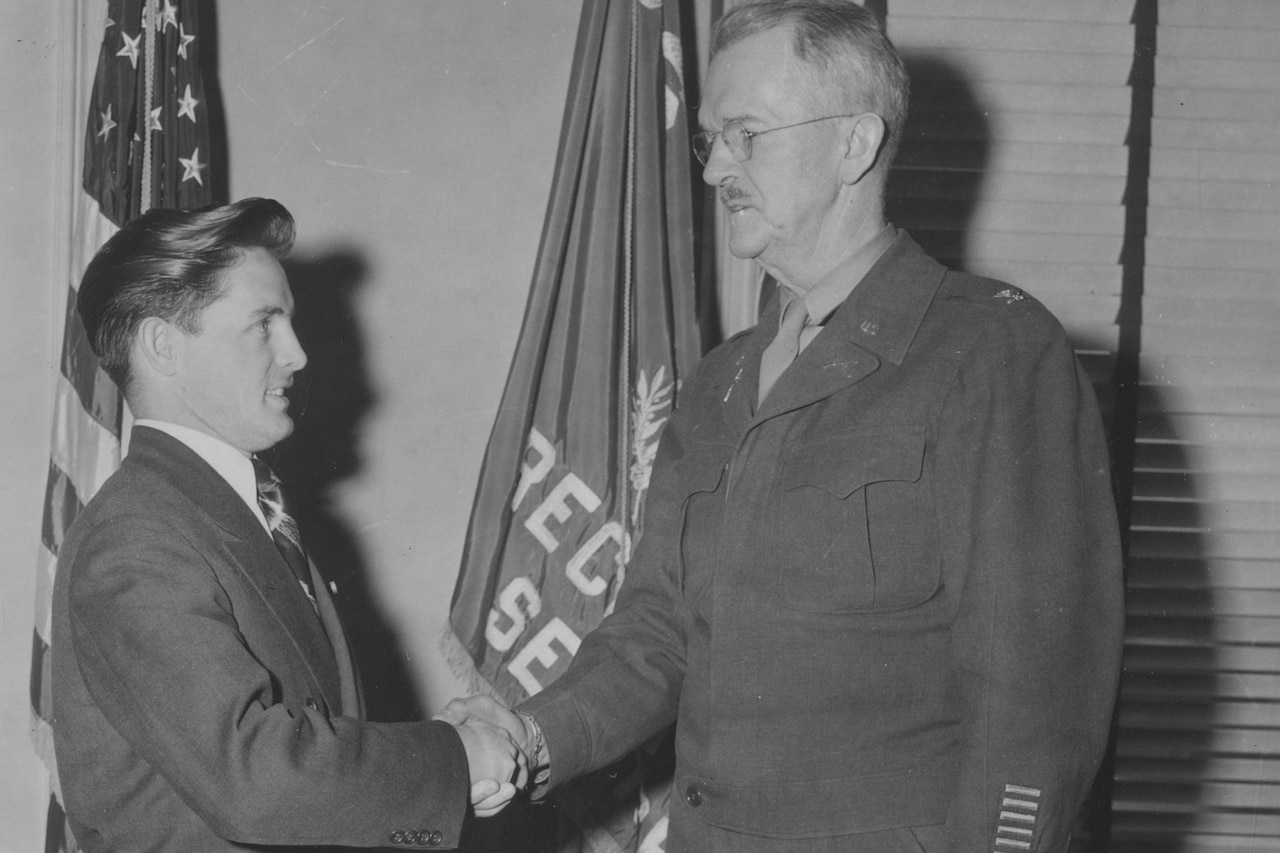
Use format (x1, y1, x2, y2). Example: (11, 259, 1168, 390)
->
(839, 113, 887, 186)
(135, 316, 181, 377)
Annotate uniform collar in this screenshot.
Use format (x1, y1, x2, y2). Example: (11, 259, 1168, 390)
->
(821, 229, 947, 367)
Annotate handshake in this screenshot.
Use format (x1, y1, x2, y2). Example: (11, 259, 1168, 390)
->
(437, 695, 543, 817)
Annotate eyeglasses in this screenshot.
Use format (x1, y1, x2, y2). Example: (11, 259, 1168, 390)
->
(692, 115, 857, 166)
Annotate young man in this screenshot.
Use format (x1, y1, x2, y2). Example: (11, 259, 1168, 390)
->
(53, 198, 522, 851)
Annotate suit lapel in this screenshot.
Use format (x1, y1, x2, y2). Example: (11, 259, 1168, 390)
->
(128, 428, 344, 713)
(223, 537, 343, 707)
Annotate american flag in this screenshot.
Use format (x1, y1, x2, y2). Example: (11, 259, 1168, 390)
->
(30, 1, 217, 847)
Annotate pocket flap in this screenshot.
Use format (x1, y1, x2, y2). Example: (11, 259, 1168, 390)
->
(782, 425, 925, 497)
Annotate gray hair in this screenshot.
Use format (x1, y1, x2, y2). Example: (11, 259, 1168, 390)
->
(711, 0, 909, 167)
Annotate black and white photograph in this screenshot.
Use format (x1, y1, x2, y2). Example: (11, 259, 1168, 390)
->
(0, 1, 1276, 851)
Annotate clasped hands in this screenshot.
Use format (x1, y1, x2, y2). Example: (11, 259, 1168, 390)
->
(437, 695, 540, 817)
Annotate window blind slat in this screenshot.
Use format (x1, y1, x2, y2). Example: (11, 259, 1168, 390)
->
(889, 18, 1134, 54)
(1156, 55, 1280, 91)
(1159, 26, 1278, 59)
(889, 0, 1134, 23)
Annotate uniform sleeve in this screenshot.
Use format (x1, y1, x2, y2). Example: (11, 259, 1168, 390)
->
(65, 514, 470, 848)
(519, 400, 695, 791)
(936, 307, 1124, 851)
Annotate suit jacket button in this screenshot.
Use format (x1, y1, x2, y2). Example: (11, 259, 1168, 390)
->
(305, 698, 318, 711)
(389, 829, 405, 844)
(427, 829, 444, 846)
(684, 785, 703, 807)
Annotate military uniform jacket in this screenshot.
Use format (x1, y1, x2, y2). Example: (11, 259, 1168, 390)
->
(522, 233, 1125, 852)
(52, 427, 468, 851)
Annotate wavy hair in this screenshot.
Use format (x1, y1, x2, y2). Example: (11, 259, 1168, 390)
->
(77, 197, 295, 393)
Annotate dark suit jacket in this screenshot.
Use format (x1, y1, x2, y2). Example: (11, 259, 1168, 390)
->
(522, 233, 1125, 852)
(52, 426, 468, 851)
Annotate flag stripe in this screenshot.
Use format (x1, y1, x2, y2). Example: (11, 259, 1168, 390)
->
(31, 712, 59, 797)
(49, 374, 121, 514)
(40, 462, 84, 560)
(59, 283, 123, 435)
(34, 548, 58, 641)
(30, 629, 52, 727)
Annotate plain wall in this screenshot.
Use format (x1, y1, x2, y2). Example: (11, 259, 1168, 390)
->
(1, 4, 69, 851)
(0, 0, 578, 846)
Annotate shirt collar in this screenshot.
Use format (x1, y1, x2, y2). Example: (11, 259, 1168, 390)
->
(133, 419, 270, 533)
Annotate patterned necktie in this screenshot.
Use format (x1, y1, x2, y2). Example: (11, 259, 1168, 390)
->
(758, 297, 809, 404)
(252, 457, 318, 611)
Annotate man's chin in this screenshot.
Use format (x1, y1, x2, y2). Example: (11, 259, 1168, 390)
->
(273, 418, 296, 444)
(725, 216, 769, 261)
(726, 234, 766, 261)
(249, 419, 295, 454)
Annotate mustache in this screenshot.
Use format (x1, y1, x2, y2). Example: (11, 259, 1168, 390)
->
(719, 182, 749, 206)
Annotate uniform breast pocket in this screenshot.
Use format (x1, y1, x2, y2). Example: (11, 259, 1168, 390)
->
(776, 425, 938, 613)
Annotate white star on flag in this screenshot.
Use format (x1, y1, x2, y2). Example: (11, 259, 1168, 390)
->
(179, 148, 206, 185)
(177, 85, 199, 123)
(148, 107, 164, 133)
(97, 104, 117, 141)
(157, 0, 178, 32)
(177, 23, 195, 59)
(117, 30, 141, 69)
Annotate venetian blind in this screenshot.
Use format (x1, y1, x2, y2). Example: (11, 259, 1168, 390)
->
(1111, 0, 1280, 849)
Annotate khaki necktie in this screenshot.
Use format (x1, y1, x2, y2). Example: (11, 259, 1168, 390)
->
(252, 457, 318, 611)
(758, 297, 809, 404)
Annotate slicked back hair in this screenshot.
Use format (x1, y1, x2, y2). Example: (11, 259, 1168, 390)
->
(77, 197, 295, 395)
(710, 0, 909, 168)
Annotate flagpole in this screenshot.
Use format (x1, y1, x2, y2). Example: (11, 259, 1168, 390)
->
(140, 0, 157, 214)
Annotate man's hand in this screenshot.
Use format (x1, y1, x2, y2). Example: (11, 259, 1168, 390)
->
(439, 694, 537, 756)
(452, 717, 527, 817)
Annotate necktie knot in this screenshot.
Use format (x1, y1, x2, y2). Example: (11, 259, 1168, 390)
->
(252, 457, 315, 610)
(253, 457, 299, 545)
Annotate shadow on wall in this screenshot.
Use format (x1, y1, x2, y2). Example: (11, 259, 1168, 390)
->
(886, 51, 988, 274)
(266, 251, 424, 724)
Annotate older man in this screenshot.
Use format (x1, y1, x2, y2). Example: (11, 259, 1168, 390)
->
(446, 2, 1124, 850)
(52, 198, 523, 851)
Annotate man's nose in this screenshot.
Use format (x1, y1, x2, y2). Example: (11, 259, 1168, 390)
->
(278, 323, 308, 371)
(700, 135, 737, 187)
